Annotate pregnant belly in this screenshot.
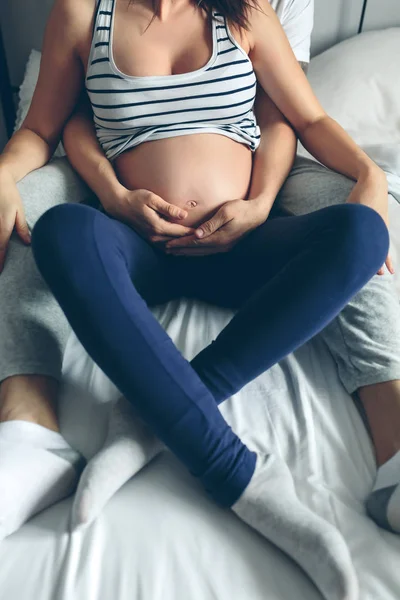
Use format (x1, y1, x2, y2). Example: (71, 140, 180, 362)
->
(114, 134, 253, 228)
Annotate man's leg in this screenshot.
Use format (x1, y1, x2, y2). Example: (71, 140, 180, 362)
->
(0, 158, 92, 541)
(0, 158, 93, 426)
(276, 156, 400, 531)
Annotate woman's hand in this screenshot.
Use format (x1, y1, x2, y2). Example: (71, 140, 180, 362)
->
(0, 170, 31, 273)
(107, 188, 196, 244)
(164, 198, 266, 256)
(346, 169, 394, 276)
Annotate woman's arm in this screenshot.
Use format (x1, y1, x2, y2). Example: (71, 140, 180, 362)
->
(0, 0, 93, 271)
(248, 2, 387, 198)
(0, 0, 90, 182)
(62, 93, 128, 213)
(62, 96, 197, 241)
(248, 60, 311, 220)
(248, 84, 299, 219)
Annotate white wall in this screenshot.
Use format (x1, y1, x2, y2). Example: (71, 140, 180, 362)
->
(2, 0, 53, 87)
(363, 0, 400, 32)
(312, 0, 366, 56)
(312, 0, 400, 56)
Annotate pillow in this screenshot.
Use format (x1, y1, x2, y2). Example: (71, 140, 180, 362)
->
(305, 27, 400, 147)
(14, 49, 65, 158)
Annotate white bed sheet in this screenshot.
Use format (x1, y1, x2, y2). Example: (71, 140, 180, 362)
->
(2, 27, 400, 600)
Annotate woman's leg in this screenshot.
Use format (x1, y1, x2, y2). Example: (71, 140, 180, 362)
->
(188, 203, 389, 406)
(32, 202, 387, 600)
(32, 203, 257, 508)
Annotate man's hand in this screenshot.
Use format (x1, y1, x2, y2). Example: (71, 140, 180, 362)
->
(0, 169, 31, 273)
(164, 198, 266, 256)
(108, 188, 196, 244)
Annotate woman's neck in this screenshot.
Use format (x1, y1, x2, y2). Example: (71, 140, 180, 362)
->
(125, 0, 194, 22)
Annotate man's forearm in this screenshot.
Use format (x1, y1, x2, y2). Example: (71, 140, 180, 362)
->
(62, 98, 126, 213)
(247, 86, 297, 219)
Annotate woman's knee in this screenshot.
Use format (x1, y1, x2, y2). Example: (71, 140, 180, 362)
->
(323, 203, 389, 272)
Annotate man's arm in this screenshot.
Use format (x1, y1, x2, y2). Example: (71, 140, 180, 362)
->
(62, 93, 128, 215)
(247, 63, 309, 219)
(63, 94, 195, 240)
(247, 0, 313, 217)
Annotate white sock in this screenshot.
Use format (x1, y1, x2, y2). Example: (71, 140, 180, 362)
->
(70, 396, 164, 530)
(232, 454, 358, 600)
(0, 420, 84, 541)
(366, 450, 400, 533)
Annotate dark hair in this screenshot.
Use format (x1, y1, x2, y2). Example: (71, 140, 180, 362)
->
(128, 0, 261, 31)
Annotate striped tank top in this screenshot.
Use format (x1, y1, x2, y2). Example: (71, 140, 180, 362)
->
(86, 0, 261, 161)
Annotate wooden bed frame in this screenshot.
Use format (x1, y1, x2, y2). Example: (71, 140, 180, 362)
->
(0, 0, 370, 140)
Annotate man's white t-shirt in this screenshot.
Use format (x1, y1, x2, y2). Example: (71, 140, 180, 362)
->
(270, 0, 314, 63)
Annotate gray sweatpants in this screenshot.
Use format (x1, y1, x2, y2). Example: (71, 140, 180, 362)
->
(1, 155, 400, 394)
(275, 156, 400, 394)
(0, 158, 94, 383)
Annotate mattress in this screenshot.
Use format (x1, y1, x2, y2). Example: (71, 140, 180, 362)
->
(2, 28, 400, 600)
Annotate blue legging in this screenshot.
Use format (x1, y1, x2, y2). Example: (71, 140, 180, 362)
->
(31, 202, 389, 507)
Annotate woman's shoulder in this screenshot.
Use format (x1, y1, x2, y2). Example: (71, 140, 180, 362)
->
(223, 0, 275, 54)
(49, 0, 96, 43)
(243, 0, 277, 51)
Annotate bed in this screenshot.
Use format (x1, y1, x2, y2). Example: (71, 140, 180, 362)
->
(1, 6, 400, 600)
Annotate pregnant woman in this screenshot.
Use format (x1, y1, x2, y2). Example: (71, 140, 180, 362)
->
(0, 0, 392, 598)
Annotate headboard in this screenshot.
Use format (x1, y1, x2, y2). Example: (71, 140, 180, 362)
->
(0, 0, 397, 140)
